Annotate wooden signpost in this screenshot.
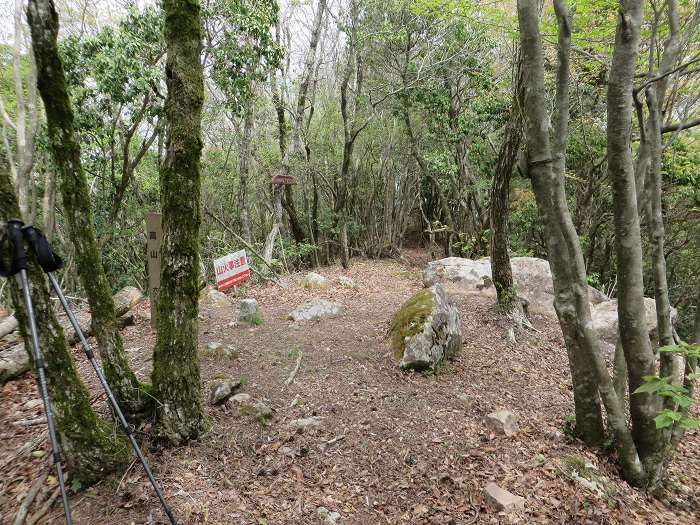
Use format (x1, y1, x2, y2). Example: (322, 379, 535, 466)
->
(271, 173, 297, 185)
(146, 212, 162, 327)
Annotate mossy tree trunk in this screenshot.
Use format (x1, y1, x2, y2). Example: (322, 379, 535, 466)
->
(26, 0, 149, 418)
(151, 0, 207, 445)
(1, 151, 128, 486)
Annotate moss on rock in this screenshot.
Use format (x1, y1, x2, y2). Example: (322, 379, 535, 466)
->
(390, 288, 433, 360)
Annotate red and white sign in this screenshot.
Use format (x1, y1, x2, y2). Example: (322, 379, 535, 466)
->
(214, 249, 250, 291)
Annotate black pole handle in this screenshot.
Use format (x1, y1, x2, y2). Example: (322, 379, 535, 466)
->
(0, 219, 27, 277)
(22, 226, 64, 272)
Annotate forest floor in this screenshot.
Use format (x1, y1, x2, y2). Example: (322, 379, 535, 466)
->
(1, 250, 699, 524)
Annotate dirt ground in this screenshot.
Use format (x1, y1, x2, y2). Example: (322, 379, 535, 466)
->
(1, 252, 699, 524)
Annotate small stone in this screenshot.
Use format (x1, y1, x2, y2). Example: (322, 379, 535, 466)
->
(287, 416, 324, 433)
(31, 450, 46, 458)
(207, 288, 230, 307)
(209, 379, 242, 405)
(231, 393, 251, 404)
(278, 446, 296, 458)
(239, 298, 263, 325)
(253, 401, 273, 424)
(484, 482, 525, 513)
(456, 393, 470, 406)
(302, 272, 329, 289)
(289, 299, 345, 322)
(317, 506, 341, 525)
(207, 342, 224, 352)
(24, 399, 43, 410)
(485, 410, 519, 436)
(337, 276, 356, 288)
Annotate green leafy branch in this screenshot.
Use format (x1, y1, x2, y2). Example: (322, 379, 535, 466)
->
(633, 342, 700, 429)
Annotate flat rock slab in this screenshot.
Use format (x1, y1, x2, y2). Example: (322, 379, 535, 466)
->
(289, 299, 345, 322)
(485, 410, 519, 436)
(337, 276, 357, 288)
(484, 482, 525, 513)
(287, 416, 324, 433)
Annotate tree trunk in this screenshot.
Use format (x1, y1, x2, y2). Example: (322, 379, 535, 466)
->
(489, 119, 521, 312)
(518, 0, 610, 449)
(26, 0, 148, 418)
(279, 0, 327, 245)
(263, 185, 283, 265)
(490, 58, 523, 315)
(238, 95, 254, 242)
(645, 0, 680, 359)
(41, 168, 56, 242)
(607, 0, 662, 482)
(695, 279, 700, 345)
(151, 0, 207, 445)
(1, 146, 128, 486)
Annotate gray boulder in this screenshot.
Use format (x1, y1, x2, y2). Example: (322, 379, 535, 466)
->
(591, 298, 677, 346)
(423, 257, 492, 291)
(390, 284, 461, 371)
(423, 256, 608, 315)
(289, 299, 345, 322)
(302, 272, 329, 289)
(239, 298, 262, 325)
(252, 401, 273, 424)
(209, 378, 242, 405)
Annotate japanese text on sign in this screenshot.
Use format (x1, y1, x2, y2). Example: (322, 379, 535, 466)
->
(213, 249, 251, 291)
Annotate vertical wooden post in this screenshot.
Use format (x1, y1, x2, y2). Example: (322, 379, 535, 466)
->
(146, 212, 162, 327)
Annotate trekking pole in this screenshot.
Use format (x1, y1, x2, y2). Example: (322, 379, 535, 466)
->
(1, 220, 73, 524)
(22, 225, 178, 525)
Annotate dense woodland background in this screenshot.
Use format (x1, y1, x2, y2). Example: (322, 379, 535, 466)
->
(2, 0, 696, 338)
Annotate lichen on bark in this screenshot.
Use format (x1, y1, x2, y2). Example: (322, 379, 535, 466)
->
(1, 148, 128, 486)
(150, 0, 207, 445)
(26, 0, 150, 419)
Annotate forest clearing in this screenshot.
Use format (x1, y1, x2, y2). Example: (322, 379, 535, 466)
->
(2, 254, 698, 524)
(1, 0, 700, 523)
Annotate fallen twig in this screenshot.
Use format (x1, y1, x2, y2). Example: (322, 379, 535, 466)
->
(13, 417, 47, 427)
(26, 484, 60, 525)
(284, 351, 303, 388)
(325, 434, 346, 446)
(13, 471, 48, 525)
(115, 458, 139, 495)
